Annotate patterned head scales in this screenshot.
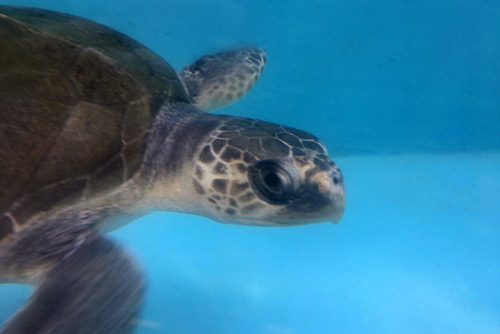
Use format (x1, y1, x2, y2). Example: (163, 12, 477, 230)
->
(190, 116, 345, 226)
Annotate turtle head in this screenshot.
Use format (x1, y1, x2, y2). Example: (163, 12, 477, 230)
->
(180, 48, 266, 111)
(163, 115, 345, 226)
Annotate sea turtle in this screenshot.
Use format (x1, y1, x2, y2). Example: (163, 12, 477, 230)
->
(0, 5, 345, 334)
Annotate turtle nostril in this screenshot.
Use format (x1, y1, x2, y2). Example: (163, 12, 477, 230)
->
(330, 168, 343, 186)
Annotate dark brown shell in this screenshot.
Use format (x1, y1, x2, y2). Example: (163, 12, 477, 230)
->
(0, 6, 190, 240)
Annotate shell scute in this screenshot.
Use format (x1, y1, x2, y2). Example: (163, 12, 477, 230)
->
(0, 6, 188, 236)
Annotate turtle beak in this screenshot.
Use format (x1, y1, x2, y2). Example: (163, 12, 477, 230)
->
(316, 170, 346, 224)
(281, 168, 346, 225)
(328, 192, 346, 224)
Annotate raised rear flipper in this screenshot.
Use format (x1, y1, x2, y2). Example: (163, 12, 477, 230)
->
(180, 48, 266, 111)
(1, 237, 145, 334)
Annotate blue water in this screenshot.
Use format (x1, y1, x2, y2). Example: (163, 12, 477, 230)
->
(1, 0, 499, 333)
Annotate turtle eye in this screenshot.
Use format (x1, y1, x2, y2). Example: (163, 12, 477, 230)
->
(263, 170, 282, 191)
(249, 160, 294, 204)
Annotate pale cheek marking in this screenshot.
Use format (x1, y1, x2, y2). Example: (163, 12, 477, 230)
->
(312, 171, 331, 192)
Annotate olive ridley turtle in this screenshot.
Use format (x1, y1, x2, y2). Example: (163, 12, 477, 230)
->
(0, 6, 345, 333)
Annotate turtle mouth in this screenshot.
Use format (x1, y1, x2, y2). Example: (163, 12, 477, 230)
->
(221, 195, 346, 226)
(227, 216, 336, 227)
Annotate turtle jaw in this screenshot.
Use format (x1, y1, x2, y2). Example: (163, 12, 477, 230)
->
(200, 178, 346, 227)
(280, 178, 346, 225)
(283, 166, 346, 225)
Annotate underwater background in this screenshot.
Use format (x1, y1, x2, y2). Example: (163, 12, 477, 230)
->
(1, 0, 499, 333)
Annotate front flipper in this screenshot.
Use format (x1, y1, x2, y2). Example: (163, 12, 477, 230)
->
(1, 237, 145, 334)
(180, 48, 266, 111)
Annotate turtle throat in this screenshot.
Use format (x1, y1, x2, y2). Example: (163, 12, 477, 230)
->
(137, 107, 224, 213)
